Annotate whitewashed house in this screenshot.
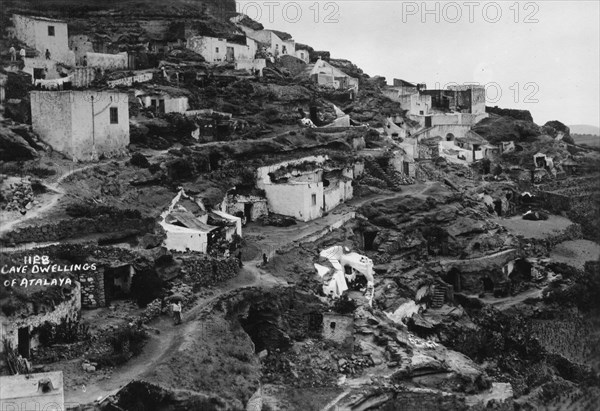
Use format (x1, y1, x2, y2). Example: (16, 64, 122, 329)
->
(186, 36, 257, 63)
(30, 90, 129, 162)
(256, 156, 359, 222)
(11, 14, 75, 65)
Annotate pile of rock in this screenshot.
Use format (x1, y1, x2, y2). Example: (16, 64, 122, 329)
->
(141, 298, 167, 323)
(82, 360, 98, 372)
(333, 352, 374, 375)
(181, 256, 240, 289)
(2, 178, 34, 213)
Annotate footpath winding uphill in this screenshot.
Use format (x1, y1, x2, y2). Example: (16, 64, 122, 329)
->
(65, 260, 287, 406)
(65, 182, 436, 407)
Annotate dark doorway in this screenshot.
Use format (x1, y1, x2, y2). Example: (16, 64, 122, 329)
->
(446, 133, 455, 141)
(244, 203, 253, 222)
(482, 277, 494, 293)
(103, 269, 114, 307)
(403, 161, 410, 175)
(363, 231, 377, 251)
(18, 327, 30, 358)
(208, 152, 222, 170)
(305, 312, 323, 335)
(226, 46, 234, 62)
(511, 259, 533, 283)
(494, 200, 502, 216)
(425, 116, 432, 128)
(158, 99, 165, 114)
(445, 268, 462, 292)
(105, 265, 132, 301)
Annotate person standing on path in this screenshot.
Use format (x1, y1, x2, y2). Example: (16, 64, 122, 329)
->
(172, 301, 182, 325)
(19, 47, 26, 60)
(9, 46, 16, 61)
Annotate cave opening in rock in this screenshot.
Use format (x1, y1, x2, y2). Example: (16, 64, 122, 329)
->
(239, 305, 291, 353)
(208, 152, 222, 170)
(363, 231, 377, 251)
(444, 268, 462, 292)
(510, 259, 533, 283)
(481, 277, 494, 292)
(494, 200, 503, 216)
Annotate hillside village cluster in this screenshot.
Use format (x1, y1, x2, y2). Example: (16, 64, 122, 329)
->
(0, 5, 599, 411)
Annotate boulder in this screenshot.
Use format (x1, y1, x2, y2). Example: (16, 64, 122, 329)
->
(0, 125, 38, 160)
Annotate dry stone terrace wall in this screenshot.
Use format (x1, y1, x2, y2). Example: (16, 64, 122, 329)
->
(78, 270, 106, 308)
(0, 216, 156, 245)
(180, 256, 240, 289)
(2, 282, 82, 352)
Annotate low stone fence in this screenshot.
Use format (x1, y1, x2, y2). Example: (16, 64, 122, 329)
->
(1, 217, 156, 245)
(180, 256, 240, 289)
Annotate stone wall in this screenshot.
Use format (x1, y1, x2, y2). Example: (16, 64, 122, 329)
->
(77, 270, 105, 308)
(385, 391, 468, 411)
(540, 191, 572, 213)
(0, 216, 156, 245)
(1, 282, 81, 353)
(180, 256, 240, 289)
(86, 52, 128, 70)
(223, 194, 269, 222)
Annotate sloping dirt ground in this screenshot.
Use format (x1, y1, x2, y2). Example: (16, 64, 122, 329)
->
(61, 262, 286, 408)
(550, 239, 600, 270)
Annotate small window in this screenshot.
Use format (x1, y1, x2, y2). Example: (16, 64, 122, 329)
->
(48, 26, 55, 36)
(330, 322, 336, 330)
(300, 52, 304, 59)
(110, 107, 118, 124)
(215, 47, 219, 53)
(282, 46, 287, 54)
(311, 193, 317, 206)
(275, 44, 279, 50)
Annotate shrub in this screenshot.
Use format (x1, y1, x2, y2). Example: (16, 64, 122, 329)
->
(130, 153, 150, 168)
(38, 320, 91, 346)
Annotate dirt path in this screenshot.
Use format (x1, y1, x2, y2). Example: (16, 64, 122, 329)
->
(65, 260, 287, 406)
(0, 163, 100, 237)
(471, 287, 544, 311)
(55, 182, 438, 406)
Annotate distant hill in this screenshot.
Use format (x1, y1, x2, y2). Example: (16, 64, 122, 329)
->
(572, 134, 600, 148)
(569, 124, 600, 136)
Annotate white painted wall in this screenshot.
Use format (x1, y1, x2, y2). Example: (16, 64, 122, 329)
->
(187, 36, 257, 63)
(323, 180, 353, 213)
(139, 94, 189, 113)
(264, 181, 323, 222)
(161, 223, 209, 253)
(30, 90, 129, 161)
(295, 48, 309, 63)
(234, 59, 266, 75)
(12, 14, 74, 65)
(86, 52, 128, 70)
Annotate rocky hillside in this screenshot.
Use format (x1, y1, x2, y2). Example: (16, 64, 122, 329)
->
(1, 0, 236, 18)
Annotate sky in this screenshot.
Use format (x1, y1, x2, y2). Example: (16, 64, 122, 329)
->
(237, 0, 600, 127)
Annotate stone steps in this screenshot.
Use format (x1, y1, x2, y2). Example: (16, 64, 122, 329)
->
(431, 285, 446, 309)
